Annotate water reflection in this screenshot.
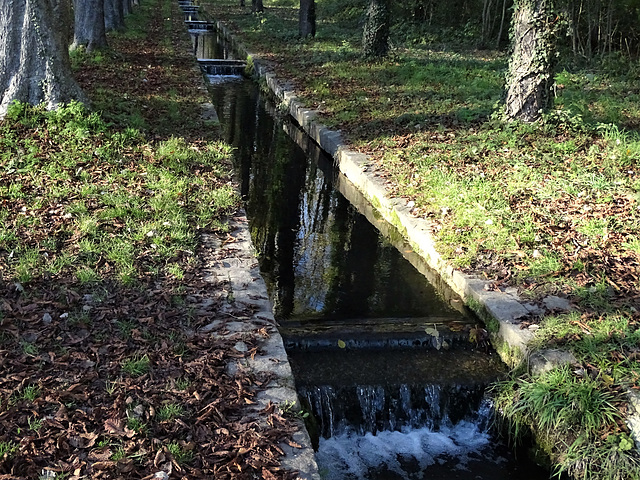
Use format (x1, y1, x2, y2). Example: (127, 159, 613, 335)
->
(208, 79, 465, 322)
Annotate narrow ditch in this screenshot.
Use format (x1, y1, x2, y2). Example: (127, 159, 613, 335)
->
(184, 8, 550, 479)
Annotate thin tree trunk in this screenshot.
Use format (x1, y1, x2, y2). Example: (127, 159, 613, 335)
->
(0, 0, 87, 116)
(504, 0, 555, 122)
(72, 0, 108, 52)
(299, 0, 316, 38)
(496, 0, 508, 49)
(251, 0, 263, 13)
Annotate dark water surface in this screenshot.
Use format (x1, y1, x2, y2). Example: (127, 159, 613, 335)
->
(196, 30, 549, 480)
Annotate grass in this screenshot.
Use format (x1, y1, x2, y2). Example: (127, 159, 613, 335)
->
(0, 0, 294, 477)
(0, 441, 18, 459)
(121, 354, 151, 377)
(19, 385, 41, 403)
(0, 101, 238, 288)
(166, 441, 194, 465)
(157, 403, 185, 421)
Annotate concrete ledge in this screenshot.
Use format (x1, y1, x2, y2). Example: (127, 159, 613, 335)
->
(201, 216, 320, 480)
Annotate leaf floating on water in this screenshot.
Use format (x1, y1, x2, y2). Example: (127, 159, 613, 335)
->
(424, 324, 440, 338)
(337, 339, 346, 349)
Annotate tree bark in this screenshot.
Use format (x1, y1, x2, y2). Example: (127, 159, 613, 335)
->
(299, 0, 316, 38)
(362, 0, 390, 58)
(122, 0, 133, 16)
(251, 0, 263, 13)
(72, 0, 108, 52)
(504, 0, 555, 122)
(0, 0, 86, 117)
(104, 0, 125, 31)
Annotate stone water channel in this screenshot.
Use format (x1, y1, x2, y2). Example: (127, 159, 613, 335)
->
(186, 14, 550, 480)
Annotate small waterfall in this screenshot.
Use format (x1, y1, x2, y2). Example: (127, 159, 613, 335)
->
(199, 60, 246, 76)
(299, 383, 489, 438)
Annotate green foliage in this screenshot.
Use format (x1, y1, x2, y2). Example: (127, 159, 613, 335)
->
(0, 103, 239, 288)
(121, 354, 151, 377)
(0, 440, 18, 459)
(166, 442, 194, 464)
(157, 403, 185, 421)
(18, 384, 41, 403)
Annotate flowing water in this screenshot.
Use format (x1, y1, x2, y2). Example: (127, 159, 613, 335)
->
(189, 26, 549, 480)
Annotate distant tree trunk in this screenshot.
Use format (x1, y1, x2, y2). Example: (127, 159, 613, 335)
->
(251, 0, 263, 13)
(240, 0, 244, 5)
(72, 0, 108, 52)
(0, 0, 86, 117)
(362, 0, 390, 57)
(299, 0, 316, 37)
(496, 0, 509, 49)
(104, 0, 125, 31)
(504, 0, 555, 122)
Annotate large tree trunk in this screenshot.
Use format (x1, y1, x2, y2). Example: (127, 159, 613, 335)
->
(104, 0, 125, 31)
(362, 0, 390, 58)
(299, 0, 316, 37)
(72, 0, 108, 52)
(0, 0, 86, 117)
(504, 0, 555, 122)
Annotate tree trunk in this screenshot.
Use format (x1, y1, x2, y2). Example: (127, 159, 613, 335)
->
(104, 0, 125, 31)
(362, 0, 390, 58)
(251, 0, 263, 13)
(0, 0, 86, 117)
(72, 0, 108, 52)
(299, 0, 316, 38)
(504, 0, 555, 122)
(122, 0, 133, 16)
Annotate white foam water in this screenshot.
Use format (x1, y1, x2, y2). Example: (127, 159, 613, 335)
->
(316, 421, 492, 480)
(206, 74, 244, 85)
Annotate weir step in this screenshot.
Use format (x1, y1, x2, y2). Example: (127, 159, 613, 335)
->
(288, 348, 505, 388)
(186, 20, 215, 31)
(280, 315, 479, 351)
(198, 59, 247, 76)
